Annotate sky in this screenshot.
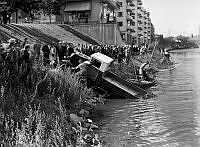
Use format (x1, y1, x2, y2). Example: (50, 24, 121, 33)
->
(143, 0, 200, 37)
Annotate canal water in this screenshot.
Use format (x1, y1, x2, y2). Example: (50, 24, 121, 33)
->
(98, 48, 200, 147)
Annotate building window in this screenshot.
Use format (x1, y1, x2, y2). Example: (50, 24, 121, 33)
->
(121, 33, 126, 40)
(118, 22, 123, 27)
(117, 12, 123, 17)
(118, 2, 122, 7)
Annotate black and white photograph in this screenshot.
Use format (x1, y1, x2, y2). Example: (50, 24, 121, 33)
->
(0, 0, 200, 146)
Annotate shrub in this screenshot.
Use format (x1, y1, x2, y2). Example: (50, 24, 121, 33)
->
(0, 60, 104, 146)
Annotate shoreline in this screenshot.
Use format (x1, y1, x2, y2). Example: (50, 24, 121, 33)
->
(167, 47, 200, 52)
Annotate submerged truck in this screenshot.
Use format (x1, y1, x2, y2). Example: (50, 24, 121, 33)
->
(70, 52, 150, 99)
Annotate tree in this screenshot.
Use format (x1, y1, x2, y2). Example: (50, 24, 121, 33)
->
(39, 0, 62, 24)
(0, 0, 65, 24)
(20, 0, 41, 21)
(0, 0, 41, 24)
(0, 0, 17, 24)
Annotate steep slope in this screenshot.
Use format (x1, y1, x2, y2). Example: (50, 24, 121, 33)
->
(0, 28, 14, 42)
(0, 24, 88, 45)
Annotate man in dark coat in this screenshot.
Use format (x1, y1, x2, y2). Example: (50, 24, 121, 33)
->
(42, 44, 50, 66)
(67, 43, 74, 57)
(58, 42, 67, 64)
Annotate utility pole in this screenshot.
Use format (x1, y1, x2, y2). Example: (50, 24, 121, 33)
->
(136, 0, 139, 46)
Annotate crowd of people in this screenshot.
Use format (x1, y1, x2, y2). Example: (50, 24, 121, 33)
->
(45, 41, 144, 66)
(0, 37, 171, 85)
(0, 38, 148, 68)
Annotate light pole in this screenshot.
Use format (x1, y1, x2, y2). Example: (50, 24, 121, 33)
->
(136, 0, 139, 46)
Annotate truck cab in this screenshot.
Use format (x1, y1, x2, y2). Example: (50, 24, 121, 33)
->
(87, 52, 114, 83)
(90, 52, 114, 72)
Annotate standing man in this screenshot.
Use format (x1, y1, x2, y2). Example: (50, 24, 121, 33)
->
(67, 43, 75, 57)
(139, 61, 149, 81)
(42, 44, 50, 66)
(22, 38, 28, 48)
(33, 41, 42, 63)
(58, 41, 67, 64)
(50, 42, 59, 67)
(20, 44, 31, 86)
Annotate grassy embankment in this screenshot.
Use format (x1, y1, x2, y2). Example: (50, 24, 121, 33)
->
(0, 24, 88, 45)
(0, 24, 166, 146)
(0, 24, 105, 146)
(0, 58, 105, 146)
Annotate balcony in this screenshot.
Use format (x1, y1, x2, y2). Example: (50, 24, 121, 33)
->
(131, 32, 136, 36)
(138, 20, 142, 24)
(129, 2, 135, 7)
(138, 33, 143, 37)
(126, 14, 133, 21)
(138, 26, 143, 30)
(138, 15, 143, 19)
(130, 12, 135, 16)
(127, 25, 134, 31)
(126, 5, 132, 12)
(132, 21, 136, 26)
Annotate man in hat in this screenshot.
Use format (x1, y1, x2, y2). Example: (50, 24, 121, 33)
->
(2, 38, 16, 51)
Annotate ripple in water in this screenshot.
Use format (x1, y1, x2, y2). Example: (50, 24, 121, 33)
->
(99, 49, 200, 147)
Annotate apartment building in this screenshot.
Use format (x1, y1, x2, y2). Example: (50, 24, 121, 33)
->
(116, 0, 155, 45)
(64, 0, 119, 24)
(63, 0, 125, 45)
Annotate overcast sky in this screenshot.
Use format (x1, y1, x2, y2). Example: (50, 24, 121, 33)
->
(143, 0, 200, 37)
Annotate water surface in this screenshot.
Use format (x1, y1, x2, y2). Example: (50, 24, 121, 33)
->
(98, 48, 200, 147)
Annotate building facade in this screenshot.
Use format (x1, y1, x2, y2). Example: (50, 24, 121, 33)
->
(61, 0, 126, 45)
(116, 0, 155, 45)
(63, 0, 119, 24)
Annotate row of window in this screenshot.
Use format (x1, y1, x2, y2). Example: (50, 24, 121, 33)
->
(117, 21, 136, 27)
(118, 12, 149, 19)
(117, 12, 136, 18)
(118, 2, 136, 8)
(117, 22, 151, 28)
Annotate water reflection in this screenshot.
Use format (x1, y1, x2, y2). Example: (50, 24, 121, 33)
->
(100, 49, 200, 146)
